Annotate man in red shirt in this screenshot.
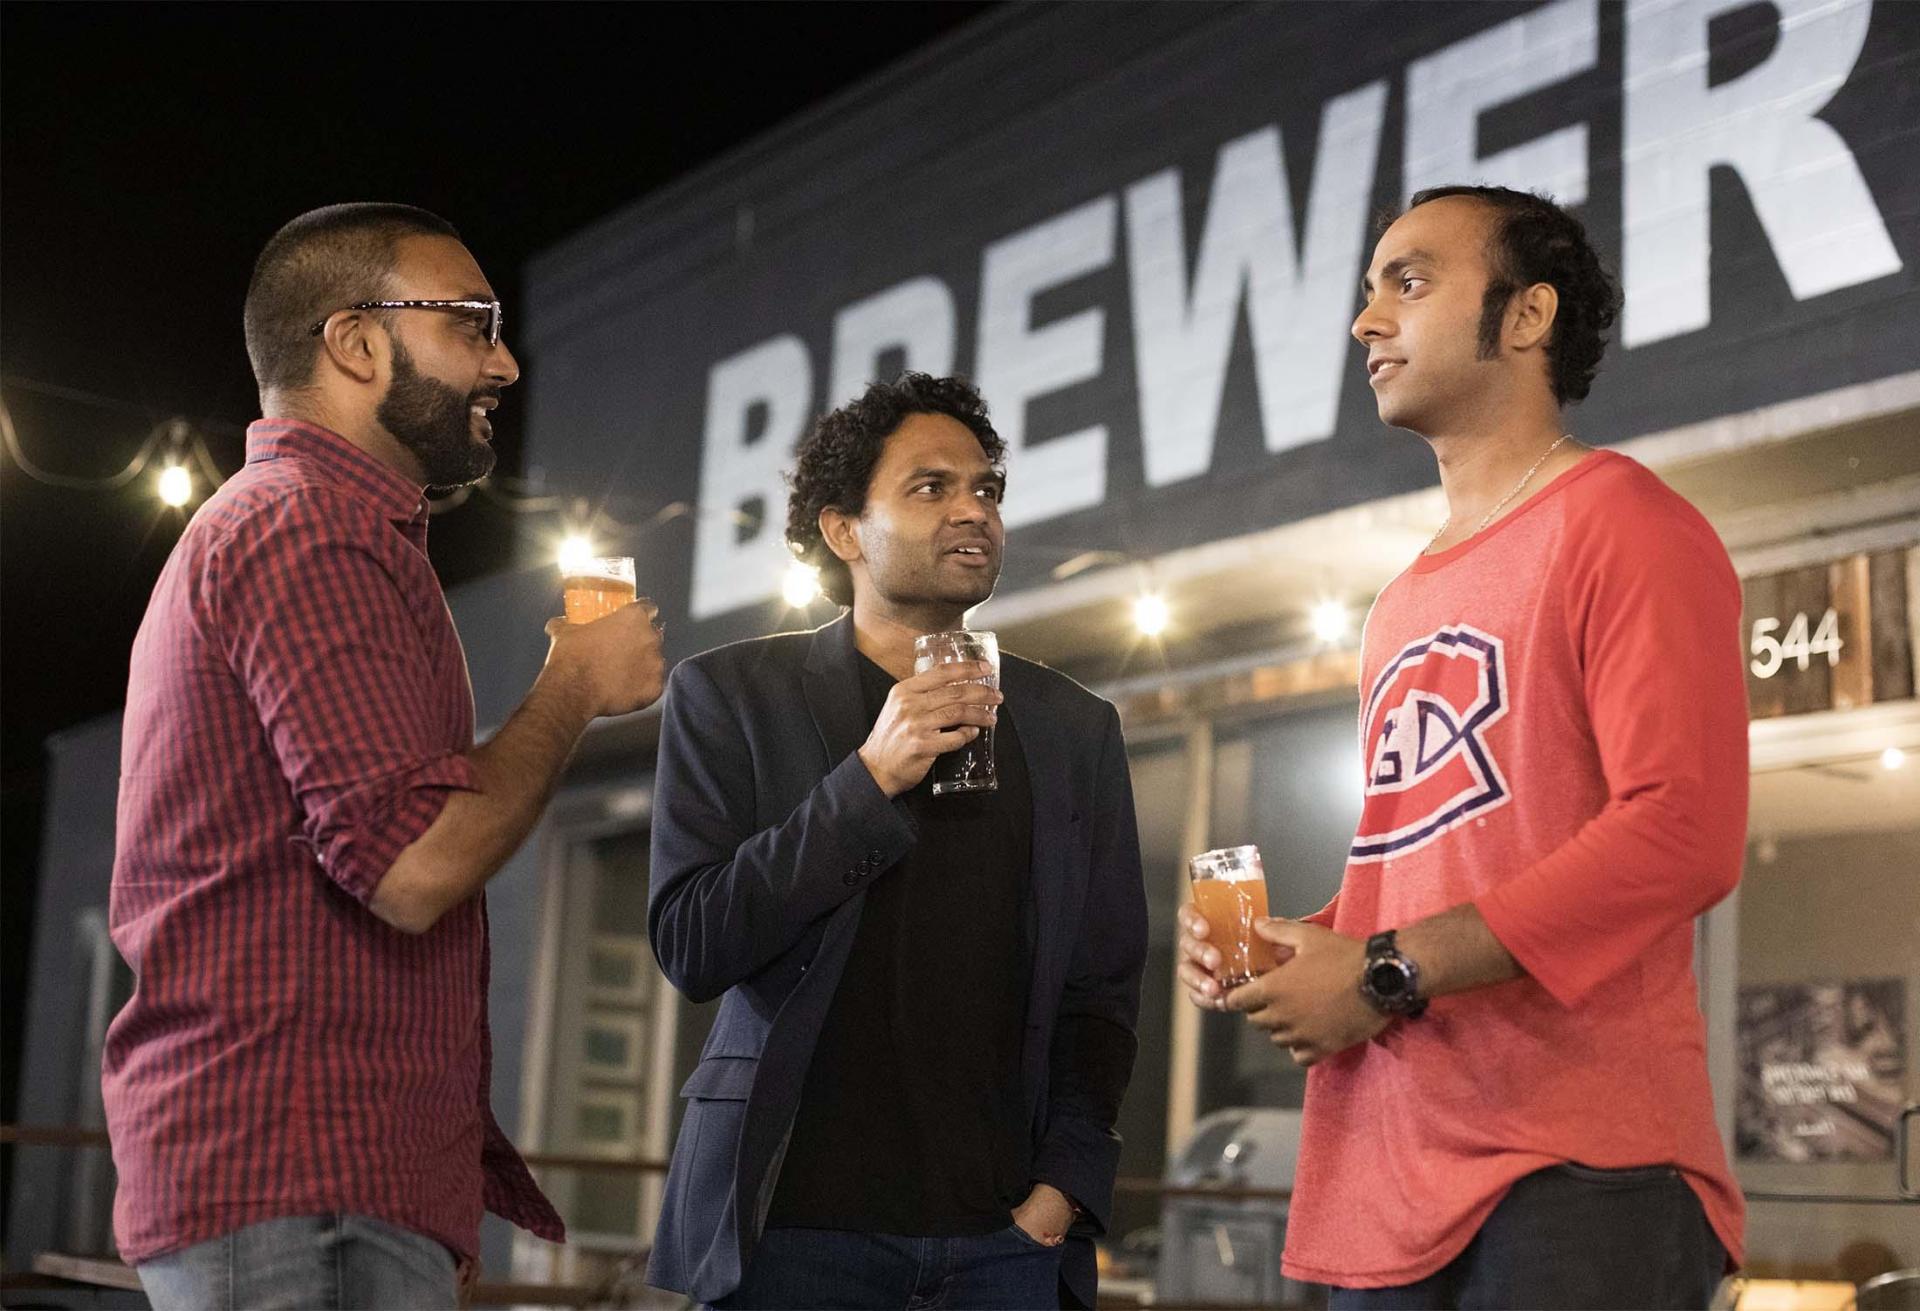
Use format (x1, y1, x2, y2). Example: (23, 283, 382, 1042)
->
(1178, 187, 1747, 1307)
(105, 204, 666, 1310)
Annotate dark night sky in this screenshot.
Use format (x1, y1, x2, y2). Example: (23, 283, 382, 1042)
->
(0, 0, 994, 1124)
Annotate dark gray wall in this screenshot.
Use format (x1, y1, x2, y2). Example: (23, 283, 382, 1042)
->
(7, 716, 123, 1273)
(453, 568, 570, 733)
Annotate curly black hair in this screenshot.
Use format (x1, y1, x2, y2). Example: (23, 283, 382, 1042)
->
(785, 372, 1005, 608)
(1400, 186, 1622, 405)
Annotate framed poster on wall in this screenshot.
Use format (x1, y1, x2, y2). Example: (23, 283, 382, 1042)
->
(1735, 979, 1907, 1163)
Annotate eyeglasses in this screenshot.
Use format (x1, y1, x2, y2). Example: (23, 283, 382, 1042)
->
(308, 299, 504, 347)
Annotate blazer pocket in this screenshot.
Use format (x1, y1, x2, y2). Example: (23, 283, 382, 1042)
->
(669, 1057, 757, 1278)
(679, 1055, 758, 1101)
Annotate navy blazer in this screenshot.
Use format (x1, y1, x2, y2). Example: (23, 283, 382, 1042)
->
(644, 614, 1147, 1308)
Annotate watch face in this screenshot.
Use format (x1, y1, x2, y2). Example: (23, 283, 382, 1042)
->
(1367, 959, 1408, 998)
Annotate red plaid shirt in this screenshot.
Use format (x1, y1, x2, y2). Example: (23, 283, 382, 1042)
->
(104, 419, 562, 1264)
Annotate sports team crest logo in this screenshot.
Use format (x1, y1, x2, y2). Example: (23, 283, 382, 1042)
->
(1350, 624, 1511, 862)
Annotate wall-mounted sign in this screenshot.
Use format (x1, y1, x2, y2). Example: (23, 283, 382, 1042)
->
(1741, 549, 1915, 719)
(524, 0, 1920, 653)
(1736, 979, 1907, 1163)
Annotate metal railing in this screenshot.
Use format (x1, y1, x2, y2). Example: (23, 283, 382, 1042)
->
(0, 1125, 1296, 1201)
(0, 1122, 1304, 1307)
(11, 1120, 1915, 1309)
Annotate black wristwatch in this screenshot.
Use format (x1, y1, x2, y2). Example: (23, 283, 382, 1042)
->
(1359, 930, 1427, 1019)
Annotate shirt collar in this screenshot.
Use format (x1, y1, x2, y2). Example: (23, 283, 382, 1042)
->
(246, 418, 428, 526)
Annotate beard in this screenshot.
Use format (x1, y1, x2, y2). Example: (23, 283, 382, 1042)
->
(377, 337, 497, 488)
(865, 532, 1002, 613)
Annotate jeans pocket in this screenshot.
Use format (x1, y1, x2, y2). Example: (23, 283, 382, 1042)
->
(1556, 1160, 1679, 1188)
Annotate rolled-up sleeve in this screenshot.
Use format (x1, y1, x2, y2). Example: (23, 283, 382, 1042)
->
(300, 754, 477, 903)
(206, 492, 478, 904)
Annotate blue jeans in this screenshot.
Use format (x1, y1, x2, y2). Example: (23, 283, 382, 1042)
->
(1328, 1163, 1727, 1311)
(136, 1212, 458, 1311)
(714, 1224, 1063, 1309)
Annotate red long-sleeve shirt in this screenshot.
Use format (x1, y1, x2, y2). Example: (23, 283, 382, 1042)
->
(1285, 450, 1747, 1287)
(104, 420, 561, 1265)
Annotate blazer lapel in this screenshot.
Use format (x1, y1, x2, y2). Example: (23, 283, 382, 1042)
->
(803, 612, 868, 766)
(794, 611, 873, 986)
(746, 613, 873, 1237)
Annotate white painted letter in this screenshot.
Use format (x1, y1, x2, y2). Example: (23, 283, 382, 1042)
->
(1403, 0, 1599, 206)
(690, 335, 813, 619)
(975, 196, 1115, 529)
(1126, 81, 1389, 485)
(828, 276, 956, 407)
(1623, 0, 1900, 347)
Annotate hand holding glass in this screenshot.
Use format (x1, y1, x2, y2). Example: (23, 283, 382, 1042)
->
(911, 629, 999, 796)
(1188, 845, 1278, 986)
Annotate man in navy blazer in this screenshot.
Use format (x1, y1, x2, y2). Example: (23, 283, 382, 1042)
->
(645, 373, 1147, 1309)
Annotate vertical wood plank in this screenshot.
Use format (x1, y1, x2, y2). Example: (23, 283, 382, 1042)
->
(1828, 554, 1873, 711)
(1870, 548, 1915, 703)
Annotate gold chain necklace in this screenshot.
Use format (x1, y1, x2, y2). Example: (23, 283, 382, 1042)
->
(1425, 434, 1573, 555)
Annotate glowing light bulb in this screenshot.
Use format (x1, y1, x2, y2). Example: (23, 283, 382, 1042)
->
(1882, 746, 1907, 772)
(782, 559, 821, 608)
(156, 463, 193, 508)
(1134, 593, 1169, 637)
(557, 534, 594, 574)
(1310, 599, 1349, 644)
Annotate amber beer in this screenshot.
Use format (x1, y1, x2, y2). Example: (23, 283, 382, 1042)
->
(562, 556, 637, 624)
(1188, 845, 1277, 986)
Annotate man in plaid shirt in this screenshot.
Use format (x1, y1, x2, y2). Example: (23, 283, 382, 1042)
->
(105, 203, 665, 1310)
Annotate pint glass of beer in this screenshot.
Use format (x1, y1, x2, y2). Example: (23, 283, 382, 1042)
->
(562, 556, 637, 624)
(1187, 845, 1277, 986)
(912, 629, 999, 796)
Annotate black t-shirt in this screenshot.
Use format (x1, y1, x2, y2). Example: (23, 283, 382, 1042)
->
(766, 653, 1035, 1235)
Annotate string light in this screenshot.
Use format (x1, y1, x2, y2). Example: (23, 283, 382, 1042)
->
(1883, 747, 1907, 772)
(1310, 599, 1349, 644)
(1134, 593, 1169, 637)
(2, 395, 187, 491)
(0, 381, 596, 527)
(6, 383, 1230, 633)
(156, 464, 193, 508)
(782, 559, 822, 608)
(1, 382, 757, 583)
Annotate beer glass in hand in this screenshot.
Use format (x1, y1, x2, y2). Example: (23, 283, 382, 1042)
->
(912, 629, 999, 796)
(1187, 845, 1278, 986)
(562, 556, 637, 625)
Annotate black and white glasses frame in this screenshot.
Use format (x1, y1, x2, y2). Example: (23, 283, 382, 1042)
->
(308, 299, 504, 347)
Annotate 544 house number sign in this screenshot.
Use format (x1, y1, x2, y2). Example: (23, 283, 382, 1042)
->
(1740, 549, 1917, 720)
(1750, 609, 1846, 680)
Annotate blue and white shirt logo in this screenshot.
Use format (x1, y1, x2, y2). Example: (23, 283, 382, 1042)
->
(1350, 624, 1511, 863)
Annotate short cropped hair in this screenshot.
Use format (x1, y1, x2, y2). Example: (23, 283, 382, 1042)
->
(243, 203, 460, 394)
(1400, 185, 1621, 405)
(785, 373, 1005, 608)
